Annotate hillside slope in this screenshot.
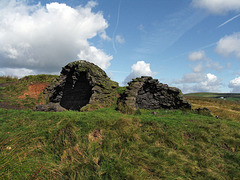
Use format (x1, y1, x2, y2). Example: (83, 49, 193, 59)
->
(185, 93, 240, 121)
(185, 92, 240, 102)
(1, 76, 240, 179)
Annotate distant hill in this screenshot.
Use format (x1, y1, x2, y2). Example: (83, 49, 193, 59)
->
(185, 92, 240, 102)
(184, 92, 240, 120)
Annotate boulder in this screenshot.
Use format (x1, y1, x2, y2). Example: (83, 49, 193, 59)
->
(117, 76, 191, 113)
(194, 107, 212, 116)
(36, 103, 66, 112)
(39, 60, 118, 111)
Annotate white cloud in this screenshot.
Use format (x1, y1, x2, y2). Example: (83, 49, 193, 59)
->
(123, 61, 154, 85)
(192, 0, 240, 14)
(188, 50, 223, 71)
(77, 46, 112, 70)
(229, 76, 240, 92)
(100, 31, 111, 41)
(0, 68, 35, 78)
(0, 0, 112, 77)
(175, 73, 221, 93)
(216, 33, 240, 59)
(115, 35, 125, 44)
(188, 50, 206, 61)
(175, 73, 204, 84)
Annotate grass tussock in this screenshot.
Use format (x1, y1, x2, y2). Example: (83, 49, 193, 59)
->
(1, 107, 240, 179)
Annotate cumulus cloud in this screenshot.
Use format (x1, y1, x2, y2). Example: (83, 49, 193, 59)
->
(180, 50, 223, 92)
(188, 50, 206, 61)
(192, 0, 240, 14)
(216, 33, 240, 59)
(229, 76, 240, 92)
(115, 35, 125, 44)
(0, 0, 112, 76)
(175, 73, 221, 93)
(188, 50, 223, 72)
(123, 61, 154, 85)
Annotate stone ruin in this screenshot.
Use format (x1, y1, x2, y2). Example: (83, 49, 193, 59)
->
(117, 76, 191, 113)
(36, 60, 118, 111)
(37, 60, 191, 112)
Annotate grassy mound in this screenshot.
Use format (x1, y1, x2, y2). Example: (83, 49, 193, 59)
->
(1, 107, 240, 179)
(0, 75, 58, 109)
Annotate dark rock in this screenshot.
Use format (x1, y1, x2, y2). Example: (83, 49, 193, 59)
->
(117, 76, 191, 113)
(36, 103, 66, 112)
(38, 60, 118, 111)
(194, 107, 212, 116)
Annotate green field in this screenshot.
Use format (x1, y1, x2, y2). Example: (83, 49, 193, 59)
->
(1, 76, 240, 179)
(185, 92, 240, 102)
(1, 108, 240, 179)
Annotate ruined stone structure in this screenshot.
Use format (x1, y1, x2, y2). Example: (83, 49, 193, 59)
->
(117, 76, 191, 113)
(36, 61, 191, 113)
(37, 60, 118, 111)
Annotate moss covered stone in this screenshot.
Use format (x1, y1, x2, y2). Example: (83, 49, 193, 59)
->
(117, 76, 191, 114)
(42, 60, 118, 111)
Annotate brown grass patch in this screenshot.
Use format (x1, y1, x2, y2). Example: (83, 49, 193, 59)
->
(186, 96, 240, 121)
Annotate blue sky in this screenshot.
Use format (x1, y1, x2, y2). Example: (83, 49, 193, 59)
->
(0, 0, 240, 93)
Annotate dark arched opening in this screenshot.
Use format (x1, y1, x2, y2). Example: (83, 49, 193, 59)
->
(60, 72, 92, 110)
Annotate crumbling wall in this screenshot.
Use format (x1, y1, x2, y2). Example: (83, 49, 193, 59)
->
(117, 76, 191, 113)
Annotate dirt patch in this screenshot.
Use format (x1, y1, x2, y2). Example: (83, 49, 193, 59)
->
(18, 83, 49, 99)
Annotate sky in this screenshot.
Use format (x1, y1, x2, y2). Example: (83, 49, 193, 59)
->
(0, 0, 240, 93)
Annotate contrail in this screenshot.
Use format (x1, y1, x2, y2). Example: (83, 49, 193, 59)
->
(112, 0, 121, 53)
(217, 13, 240, 28)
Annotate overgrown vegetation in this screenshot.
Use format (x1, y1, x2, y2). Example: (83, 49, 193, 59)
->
(0, 76, 18, 83)
(1, 107, 240, 179)
(0, 75, 58, 109)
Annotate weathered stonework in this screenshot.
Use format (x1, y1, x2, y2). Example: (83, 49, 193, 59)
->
(39, 60, 118, 111)
(117, 76, 191, 113)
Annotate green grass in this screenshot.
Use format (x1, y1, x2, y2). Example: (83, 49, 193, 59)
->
(1, 107, 240, 179)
